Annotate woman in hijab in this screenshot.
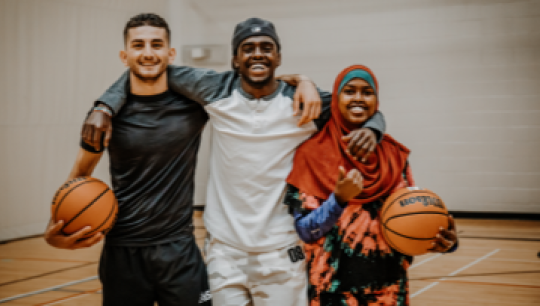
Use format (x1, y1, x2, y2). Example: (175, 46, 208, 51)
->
(285, 65, 458, 306)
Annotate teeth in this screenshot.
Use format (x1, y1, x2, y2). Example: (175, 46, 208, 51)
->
(350, 106, 365, 111)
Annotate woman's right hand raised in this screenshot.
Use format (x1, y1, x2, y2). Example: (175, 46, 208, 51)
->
(334, 166, 363, 205)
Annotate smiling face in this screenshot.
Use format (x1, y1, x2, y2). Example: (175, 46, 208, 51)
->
(232, 36, 281, 88)
(120, 25, 175, 82)
(338, 78, 378, 126)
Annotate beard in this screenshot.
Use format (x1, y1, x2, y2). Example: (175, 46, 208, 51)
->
(131, 62, 167, 83)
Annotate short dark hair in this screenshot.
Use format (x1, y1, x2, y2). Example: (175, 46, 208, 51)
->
(123, 13, 170, 44)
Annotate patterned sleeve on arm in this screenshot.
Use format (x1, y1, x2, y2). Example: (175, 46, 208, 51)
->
(284, 184, 346, 243)
(283, 184, 307, 215)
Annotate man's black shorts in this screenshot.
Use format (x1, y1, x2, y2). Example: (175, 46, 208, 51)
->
(99, 236, 212, 306)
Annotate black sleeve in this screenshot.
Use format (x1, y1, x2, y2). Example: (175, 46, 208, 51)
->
(80, 137, 105, 153)
(95, 66, 236, 116)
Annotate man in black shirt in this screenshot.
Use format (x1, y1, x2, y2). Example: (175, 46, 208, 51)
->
(44, 14, 211, 306)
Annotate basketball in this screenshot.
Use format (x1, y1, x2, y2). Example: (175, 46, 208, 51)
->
(380, 187, 449, 256)
(51, 177, 118, 239)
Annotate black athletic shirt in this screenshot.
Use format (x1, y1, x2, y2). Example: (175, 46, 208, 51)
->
(83, 90, 208, 246)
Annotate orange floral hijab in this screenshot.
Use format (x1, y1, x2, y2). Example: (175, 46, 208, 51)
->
(286, 65, 410, 205)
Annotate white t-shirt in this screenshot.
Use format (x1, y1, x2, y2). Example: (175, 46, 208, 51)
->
(203, 82, 319, 251)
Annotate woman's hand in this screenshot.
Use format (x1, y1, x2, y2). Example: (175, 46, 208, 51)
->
(429, 215, 458, 253)
(334, 166, 363, 204)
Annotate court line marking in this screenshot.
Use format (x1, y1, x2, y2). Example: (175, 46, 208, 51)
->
(411, 249, 500, 298)
(417, 279, 540, 289)
(36, 288, 101, 306)
(0, 253, 446, 303)
(460, 236, 540, 242)
(412, 282, 439, 297)
(495, 259, 540, 263)
(411, 269, 540, 280)
(0, 276, 97, 304)
(0, 258, 94, 263)
(0, 262, 97, 287)
(409, 254, 442, 270)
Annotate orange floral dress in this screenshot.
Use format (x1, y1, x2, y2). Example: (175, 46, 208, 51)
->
(285, 186, 412, 306)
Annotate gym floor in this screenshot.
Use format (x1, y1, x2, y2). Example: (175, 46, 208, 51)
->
(1, 213, 539, 305)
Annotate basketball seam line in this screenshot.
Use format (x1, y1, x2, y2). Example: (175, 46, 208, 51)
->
(84, 193, 117, 236)
(383, 225, 441, 241)
(382, 233, 409, 255)
(61, 187, 110, 235)
(384, 211, 450, 225)
(381, 190, 437, 219)
(53, 179, 91, 219)
(53, 179, 98, 222)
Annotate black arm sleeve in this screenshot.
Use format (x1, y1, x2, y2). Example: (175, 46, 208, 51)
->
(80, 137, 105, 153)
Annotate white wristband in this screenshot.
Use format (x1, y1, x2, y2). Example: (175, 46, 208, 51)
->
(93, 106, 112, 117)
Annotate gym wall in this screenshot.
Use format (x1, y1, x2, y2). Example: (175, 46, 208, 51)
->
(1, 0, 539, 241)
(186, 0, 540, 214)
(0, 0, 170, 241)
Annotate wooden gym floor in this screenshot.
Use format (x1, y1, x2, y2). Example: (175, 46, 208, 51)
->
(1, 212, 539, 305)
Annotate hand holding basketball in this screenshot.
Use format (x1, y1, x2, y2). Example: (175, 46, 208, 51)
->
(48, 176, 118, 250)
(380, 187, 453, 256)
(44, 219, 103, 250)
(429, 215, 458, 253)
(334, 166, 363, 204)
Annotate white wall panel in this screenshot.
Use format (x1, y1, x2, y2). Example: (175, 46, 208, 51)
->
(0, 0, 169, 241)
(167, 0, 221, 207)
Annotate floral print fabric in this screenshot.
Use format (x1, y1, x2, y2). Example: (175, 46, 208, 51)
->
(285, 186, 412, 306)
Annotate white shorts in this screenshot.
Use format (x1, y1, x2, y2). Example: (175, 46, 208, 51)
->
(205, 235, 308, 306)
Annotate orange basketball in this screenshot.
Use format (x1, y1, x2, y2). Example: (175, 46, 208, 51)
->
(51, 177, 118, 239)
(380, 187, 449, 256)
